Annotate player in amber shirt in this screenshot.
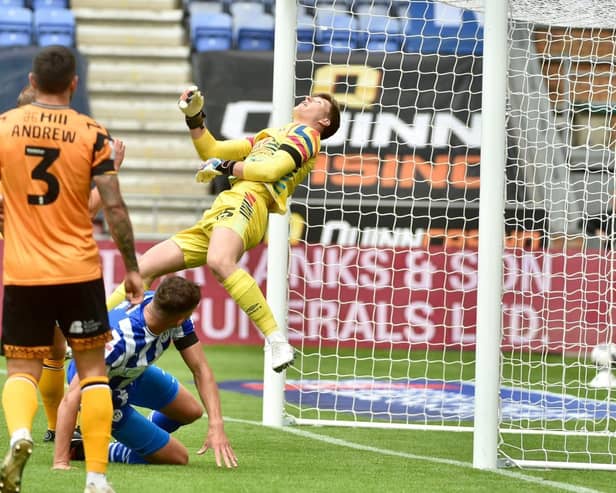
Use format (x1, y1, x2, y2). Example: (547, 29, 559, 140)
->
(0, 84, 128, 446)
(0, 46, 143, 493)
(107, 86, 340, 374)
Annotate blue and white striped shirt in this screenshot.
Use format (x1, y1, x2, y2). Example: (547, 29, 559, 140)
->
(105, 291, 197, 389)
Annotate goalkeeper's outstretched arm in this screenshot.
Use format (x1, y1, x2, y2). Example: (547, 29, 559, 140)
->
(178, 86, 251, 161)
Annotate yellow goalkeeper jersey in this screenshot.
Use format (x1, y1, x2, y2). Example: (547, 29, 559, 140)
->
(194, 122, 321, 214)
(246, 122, 320, 214)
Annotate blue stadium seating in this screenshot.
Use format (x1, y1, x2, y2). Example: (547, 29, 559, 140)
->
(314, 10, 358, 53)
(353, 0, 390, 14)
(31, 0, 68, 9)
(0, 7, 32, 46)
(191, 11, 233, 51)
(34, 8, 75, 47)
(357, 14, 403, 52)
(235, 12, 274, 51)
(315, 0, 350, 11)
(402, 0, 483, 55)
(355, 2, 388, 15)
(297, 12, 314, 53)
(229, 1, 264, 18)
(188, 0, 223, 14)
(183, 0, 484, 56)
(0, 0, 25, 7)
(260, 0, 274, 14)
(297, 0, 316, 9)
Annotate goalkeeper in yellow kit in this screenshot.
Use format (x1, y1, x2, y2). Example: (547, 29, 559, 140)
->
(107, 87, 340, 372)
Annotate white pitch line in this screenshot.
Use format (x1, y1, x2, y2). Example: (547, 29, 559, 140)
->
(225, 416, 603, 493)
(0, 366, 604, 492)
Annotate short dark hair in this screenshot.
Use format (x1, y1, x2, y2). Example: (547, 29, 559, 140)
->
(153, 276, 201, 316)
(32, 45, 76, 94)
(313, 92, 341, 140)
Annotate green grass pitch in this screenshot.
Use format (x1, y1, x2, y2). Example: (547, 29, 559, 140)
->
(0, 345, 614, 492)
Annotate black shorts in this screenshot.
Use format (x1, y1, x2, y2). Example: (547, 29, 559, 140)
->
(2, 278, 111, 358)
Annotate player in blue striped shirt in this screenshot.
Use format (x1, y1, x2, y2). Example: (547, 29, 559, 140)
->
(53, 276, 238, 469)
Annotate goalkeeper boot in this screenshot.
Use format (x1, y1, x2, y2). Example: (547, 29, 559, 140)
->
(0, 438, 33, 493)
(271, 341, 295, 373)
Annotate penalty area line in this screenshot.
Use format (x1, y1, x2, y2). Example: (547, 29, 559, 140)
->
(224, 416, 602, 493)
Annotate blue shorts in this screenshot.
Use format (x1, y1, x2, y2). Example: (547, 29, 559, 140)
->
(67, 363, 180, 457)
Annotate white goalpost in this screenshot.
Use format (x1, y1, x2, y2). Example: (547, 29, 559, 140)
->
(263, 0, 616, 471)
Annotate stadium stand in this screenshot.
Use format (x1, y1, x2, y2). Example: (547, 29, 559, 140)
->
(70, 0, 207, 235)
(34, 8, 75, 46)
(184, 0, 238, 15)
(355, 2, 389, 15)
(314, 9, 358, 53)
(229, 0, 264, 17)
(0, 0, 25, 7)
(187, 0, 223, 14)
(0, 6, 32, 46)
(532, 26, 616, 233)
(402, 0, 483, 55)
(31, 0, 68, 9)
(190, 11, 233, 51)
(356, 11, 403, 51)
(297, 12, 314, 52)
(234, 11, 274, 51)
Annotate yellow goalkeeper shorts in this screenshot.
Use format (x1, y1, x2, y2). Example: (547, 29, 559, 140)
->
(171, 180, 272, 269)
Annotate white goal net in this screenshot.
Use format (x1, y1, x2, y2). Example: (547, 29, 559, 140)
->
(267, 0, 616, 470)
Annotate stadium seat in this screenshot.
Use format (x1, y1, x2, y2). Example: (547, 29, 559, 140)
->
(229, 1, 264, 18)
(353, 0, 389, 14)
(260, 0, 274, 14)
(357, 14, 403, 52)
(235, 12, 274, 51)
(191, 11, 233, 51)
(297, 12, 314, 53)
(0, 7, 33, 47)
(297, 0, 316, 9)
(402, 0, 483, 55)
(34, 8, 75, 47)
(355, 3, 388, 15)
(0, 0, 25, 7)
(314, 10, 358, 53)
(31, 0, 68, 9)
(188, 0, 223, 14)
(316, 0, 350, 11)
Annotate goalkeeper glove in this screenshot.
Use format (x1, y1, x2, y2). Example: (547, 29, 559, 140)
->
(195, 158, 237, 184)
(178, 85, 206, 129)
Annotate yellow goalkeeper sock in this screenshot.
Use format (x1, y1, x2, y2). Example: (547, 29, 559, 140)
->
(2, 373, 38, 436)
(223, 269, 278, 337)
(107, 280, 150, 310)
(80, 376, 112, 474)
(39, 358, 65, 431)
(106, 282, 126, 310)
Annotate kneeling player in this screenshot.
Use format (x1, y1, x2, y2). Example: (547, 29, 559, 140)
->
(53, 276, 238, 468)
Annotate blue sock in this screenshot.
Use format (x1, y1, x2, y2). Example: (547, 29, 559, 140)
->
(149, 411, 182, 433)
(108, 442, 147, 464)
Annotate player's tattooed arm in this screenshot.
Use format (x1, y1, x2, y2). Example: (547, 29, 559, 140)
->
(92, 174, 139, 273)
(94, 173, 144, 303)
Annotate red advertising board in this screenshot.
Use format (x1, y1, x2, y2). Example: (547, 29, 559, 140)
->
(0, 240, 611, 354)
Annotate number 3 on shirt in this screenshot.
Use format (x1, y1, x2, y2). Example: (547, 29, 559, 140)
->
(26, 145, 59, 206)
